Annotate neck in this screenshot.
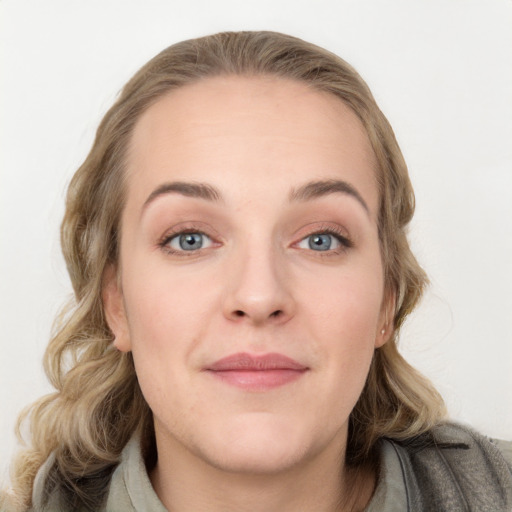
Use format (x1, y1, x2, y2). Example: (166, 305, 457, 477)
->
(149, 431, 376, 512)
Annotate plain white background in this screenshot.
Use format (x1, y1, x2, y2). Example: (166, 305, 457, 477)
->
(1, 0, 511, 485)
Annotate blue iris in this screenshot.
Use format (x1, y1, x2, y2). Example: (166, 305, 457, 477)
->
(308, 234, 333, 251)
(179, 233, 204, 250)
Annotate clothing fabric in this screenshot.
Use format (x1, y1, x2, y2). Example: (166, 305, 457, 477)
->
(367, 424, 512, 512)
(31, 423, 512, 511)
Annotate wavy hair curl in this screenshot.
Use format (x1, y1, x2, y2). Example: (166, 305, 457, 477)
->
(6, 31, 445, 510)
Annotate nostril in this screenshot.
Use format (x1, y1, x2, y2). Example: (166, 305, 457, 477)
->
(230, 309, 286, 321)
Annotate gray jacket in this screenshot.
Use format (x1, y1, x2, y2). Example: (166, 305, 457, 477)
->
(375, 423, 512, 511)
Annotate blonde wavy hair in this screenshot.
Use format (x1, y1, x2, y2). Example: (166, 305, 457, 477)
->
(5, 30, 445, 510)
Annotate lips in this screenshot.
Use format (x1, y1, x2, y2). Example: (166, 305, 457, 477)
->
(204, 352, 308, 391)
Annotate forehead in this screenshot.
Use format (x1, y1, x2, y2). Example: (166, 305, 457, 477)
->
(125, 75, 379, 215)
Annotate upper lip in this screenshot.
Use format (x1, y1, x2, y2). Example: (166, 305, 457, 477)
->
(205, 352, 308, 371)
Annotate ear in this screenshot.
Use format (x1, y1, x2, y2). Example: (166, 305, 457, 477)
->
(102, 264, 132, 352)
(375, 289, 396, 348)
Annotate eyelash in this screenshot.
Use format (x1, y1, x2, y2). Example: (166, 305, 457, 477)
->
(158, 225, 216, 256)
(296, 226, 353, 256)
(158, 225, 353, 257)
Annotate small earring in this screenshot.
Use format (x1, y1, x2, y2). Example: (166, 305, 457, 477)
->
(381, 328, 386, 335)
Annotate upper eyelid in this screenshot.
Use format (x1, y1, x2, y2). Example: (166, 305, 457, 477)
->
(293, 223, 352, 241)
(165, 231, 211, 242)
(163, 229, 210, 242)
(159, 222, 221, 243)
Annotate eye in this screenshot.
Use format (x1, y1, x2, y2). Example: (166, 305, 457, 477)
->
(297, 232, 349, 252)
(166, 232, 213, 252)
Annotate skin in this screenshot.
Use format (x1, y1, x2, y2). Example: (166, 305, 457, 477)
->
(104, 75, 393, 512)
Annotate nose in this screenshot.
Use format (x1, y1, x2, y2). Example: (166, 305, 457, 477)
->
(222, 244, 296, 326)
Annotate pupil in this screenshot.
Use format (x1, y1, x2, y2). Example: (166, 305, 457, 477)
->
(309, 234, 331, 251)
(180, 233, 202, 250)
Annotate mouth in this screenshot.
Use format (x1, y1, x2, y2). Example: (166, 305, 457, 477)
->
(204, 352, 309, 391)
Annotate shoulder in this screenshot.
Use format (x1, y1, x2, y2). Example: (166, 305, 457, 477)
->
(30, 452, 118, 511)
(388, 422, 512, 512)
(492, 437, 512, 469)
(30, 437, 165, 512)
(429, 422, 512, 475)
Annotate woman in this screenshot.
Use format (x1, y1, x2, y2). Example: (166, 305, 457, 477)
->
(4, 31, 511, 512)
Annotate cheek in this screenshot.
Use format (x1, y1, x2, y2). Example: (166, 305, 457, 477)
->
(119, 258, 230, 387)
(296, 258, 384, 383)
(120, 264, 212, 382)
(287, 265, 384, 438)
(300, 264, 384, 339)
(121, 276, 208, 429)
(123, 259, 215, 337)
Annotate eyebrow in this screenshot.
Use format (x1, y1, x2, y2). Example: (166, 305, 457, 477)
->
(142, 178, 370, 215)
(289, 179, 370, 215)
(142, 181, 222, 211)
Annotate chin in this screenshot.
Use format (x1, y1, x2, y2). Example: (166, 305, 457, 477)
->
(194, 414, 317, 475)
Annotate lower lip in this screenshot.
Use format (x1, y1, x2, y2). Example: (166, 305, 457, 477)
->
(207, 369, 307, 391)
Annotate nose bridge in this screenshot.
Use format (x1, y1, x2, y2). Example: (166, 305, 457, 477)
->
(223, 230, 294, 324)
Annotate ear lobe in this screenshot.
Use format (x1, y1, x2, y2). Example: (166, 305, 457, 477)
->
(375, 325, 393, 348)
(102, 265, 132, 352)
(375, 289, 396, 348)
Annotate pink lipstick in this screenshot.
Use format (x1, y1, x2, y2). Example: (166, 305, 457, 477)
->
(205, 352, 308, 391)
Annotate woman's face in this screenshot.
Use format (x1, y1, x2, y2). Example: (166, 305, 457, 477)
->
(105, 75, 391, 474)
